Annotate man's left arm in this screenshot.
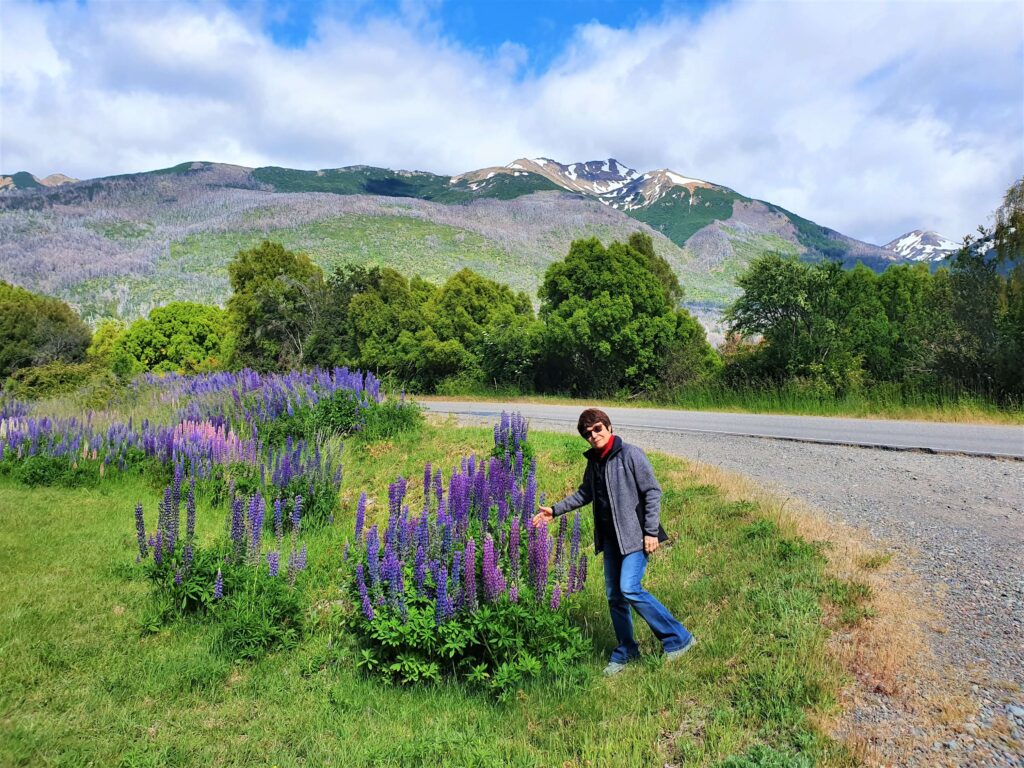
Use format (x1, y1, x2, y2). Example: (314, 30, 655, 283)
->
(631, 448, 662, 538)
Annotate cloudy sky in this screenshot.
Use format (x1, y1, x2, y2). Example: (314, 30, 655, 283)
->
(2, 0, 1021, 245)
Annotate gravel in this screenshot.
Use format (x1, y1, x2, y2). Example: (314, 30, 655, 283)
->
(448, 413, 1024, 766)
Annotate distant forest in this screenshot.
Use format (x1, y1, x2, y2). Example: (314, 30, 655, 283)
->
(2, 179, 1022, 409)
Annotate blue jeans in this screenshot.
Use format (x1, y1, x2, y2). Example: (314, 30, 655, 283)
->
(603, 544, 692, 663)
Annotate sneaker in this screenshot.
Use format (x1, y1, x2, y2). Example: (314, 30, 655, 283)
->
(602, 661, 628, 677)
(665, 635, 697, 662)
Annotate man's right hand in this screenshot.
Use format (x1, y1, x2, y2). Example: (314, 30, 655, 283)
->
(531, 506, 553, 527)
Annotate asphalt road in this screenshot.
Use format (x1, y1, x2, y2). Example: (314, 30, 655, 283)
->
(421, 401, 1024, 459)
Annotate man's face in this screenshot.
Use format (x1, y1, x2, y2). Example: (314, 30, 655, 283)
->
(582, 421, 612, 451)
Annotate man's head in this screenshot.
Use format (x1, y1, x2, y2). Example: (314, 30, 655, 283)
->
(577, 408, 613, 450)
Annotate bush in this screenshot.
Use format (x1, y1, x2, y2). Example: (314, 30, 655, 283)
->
(216, 571, 304, 659)
(309, 388, 368, 436)
(134, 475, 309, 660)
(343, 412, 592, 698)
(358, 398, 423, 441)
(13, 454, 99, 488)
(3, 361, 101, 400)
(348, 594, 589, 697)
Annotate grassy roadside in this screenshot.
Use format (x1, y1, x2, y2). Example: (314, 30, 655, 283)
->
(418, 387, 1024, 426)
(0, 422, 874, 767)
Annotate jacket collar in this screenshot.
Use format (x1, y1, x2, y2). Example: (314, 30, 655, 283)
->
(585, 434, 621, 461)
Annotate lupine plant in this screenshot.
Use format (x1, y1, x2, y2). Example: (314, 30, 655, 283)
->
(134, 464, 308, 658)
(343, 412, 591, 697)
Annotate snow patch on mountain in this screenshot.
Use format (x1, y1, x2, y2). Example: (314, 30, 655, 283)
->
(883, 230, 960, 262)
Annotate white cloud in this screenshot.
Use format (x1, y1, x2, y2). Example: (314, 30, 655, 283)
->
(0, 0, 1020, 243)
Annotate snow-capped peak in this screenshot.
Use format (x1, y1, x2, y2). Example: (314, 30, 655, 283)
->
(883, 230, 960, 262)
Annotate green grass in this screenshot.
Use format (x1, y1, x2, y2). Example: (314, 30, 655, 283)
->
(0, 422, 857, 767)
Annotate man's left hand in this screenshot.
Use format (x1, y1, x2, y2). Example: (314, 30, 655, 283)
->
(644, 535, 659, 554)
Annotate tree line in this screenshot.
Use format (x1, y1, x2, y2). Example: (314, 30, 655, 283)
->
(3, 178, 1021, 406)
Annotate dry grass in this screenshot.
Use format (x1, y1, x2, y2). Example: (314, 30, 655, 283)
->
(671, 459, 978, 767)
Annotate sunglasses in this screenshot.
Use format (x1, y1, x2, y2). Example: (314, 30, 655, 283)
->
(582, 424, 606, 438)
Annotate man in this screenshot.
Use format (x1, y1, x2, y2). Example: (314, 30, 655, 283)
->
(532, 408, 696, 676)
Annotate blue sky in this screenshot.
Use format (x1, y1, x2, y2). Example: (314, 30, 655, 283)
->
(2, 0, 1021, 244)
(251, 0, 723, 69)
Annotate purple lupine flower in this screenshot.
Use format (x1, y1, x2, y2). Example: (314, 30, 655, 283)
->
(509, 581, 519, 603)
(508, 517, 521, 581)
(450, 550, 463, 609)
(183, 544, 194, 573)
(414, 544, 428, 596)
(297, 544, 307, 572)
(356, 564, 373, 620)
(422, 462, 432, 511)
(230, 496, 245, 561)
(463, 537, 477, 610)
(433, 469, 443, 512)
(434, 563, 452, 625)
(248, 494, 264, 564)
(575, 554, 588, 593)
(481, 534, 506, 602)
(273, 498, 284, 549)
(174, 569, 182, 586)
(287, 548, 299, 584)
(365, 526, 381, 588)
(342, 539, 350, 562)
(267, 550, 280, 577)
(153, 529, 164, 566)
(355, 491, 367, 541)
(213, 569, 223, 599)
(291, 495, 302, 533)
(134, 502, 148, 560)
(550, 584, 562, 611)
(185, 480, 196, 542)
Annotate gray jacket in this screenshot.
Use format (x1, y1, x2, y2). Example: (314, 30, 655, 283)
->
(551, 437, 664, 556)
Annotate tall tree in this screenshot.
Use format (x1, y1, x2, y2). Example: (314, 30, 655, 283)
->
(227, 241, 324, 371)
(538, 237, 715, 396)
(112, 302, 229, 375)
(0, 281, 91, 380)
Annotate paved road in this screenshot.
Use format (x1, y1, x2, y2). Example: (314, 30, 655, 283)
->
(422, 401, 1024, 459)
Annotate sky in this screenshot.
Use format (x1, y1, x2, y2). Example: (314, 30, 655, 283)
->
(1, 0, 1021, 245)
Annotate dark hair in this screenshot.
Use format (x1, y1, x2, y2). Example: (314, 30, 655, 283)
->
(577, 408, 612, 437)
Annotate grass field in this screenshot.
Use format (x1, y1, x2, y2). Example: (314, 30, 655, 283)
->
(0, 418, 870, 767)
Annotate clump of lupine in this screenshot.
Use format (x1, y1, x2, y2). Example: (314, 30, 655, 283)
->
(491, 409, 535, 477)
(343, 412, 592, 696)
(0, 369, 371, 525)
(165, 367, 382, 443)
(134, 465, 308, 657)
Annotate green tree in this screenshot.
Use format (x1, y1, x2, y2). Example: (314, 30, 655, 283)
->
(0, 281, 91, 380)
(725, 255, 874, 393)
(86, 319, 126, 366)
(112, 302, 229, 374)
(537, 237, 715, 396)
(627, 231, 683, 305)
(227, 241, 324, 370)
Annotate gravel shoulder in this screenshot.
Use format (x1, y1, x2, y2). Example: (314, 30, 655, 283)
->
(442, 413, 1024, 766)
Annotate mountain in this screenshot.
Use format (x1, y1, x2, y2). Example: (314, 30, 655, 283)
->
(883, 230, 960, 262)
(0, 171, 78, 192)
(0, 157, 911, 325)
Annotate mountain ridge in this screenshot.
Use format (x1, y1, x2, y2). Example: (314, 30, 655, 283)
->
(0, 156, 930, 327)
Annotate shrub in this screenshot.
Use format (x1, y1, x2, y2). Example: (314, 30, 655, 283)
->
(14, 454, 98, 488)
(358, 397, 423, 441)
(3, 361, 99, 400)
(134, 470, 309, 659)
(216, 571, 304, 659)
(342, 412, 591, 698)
